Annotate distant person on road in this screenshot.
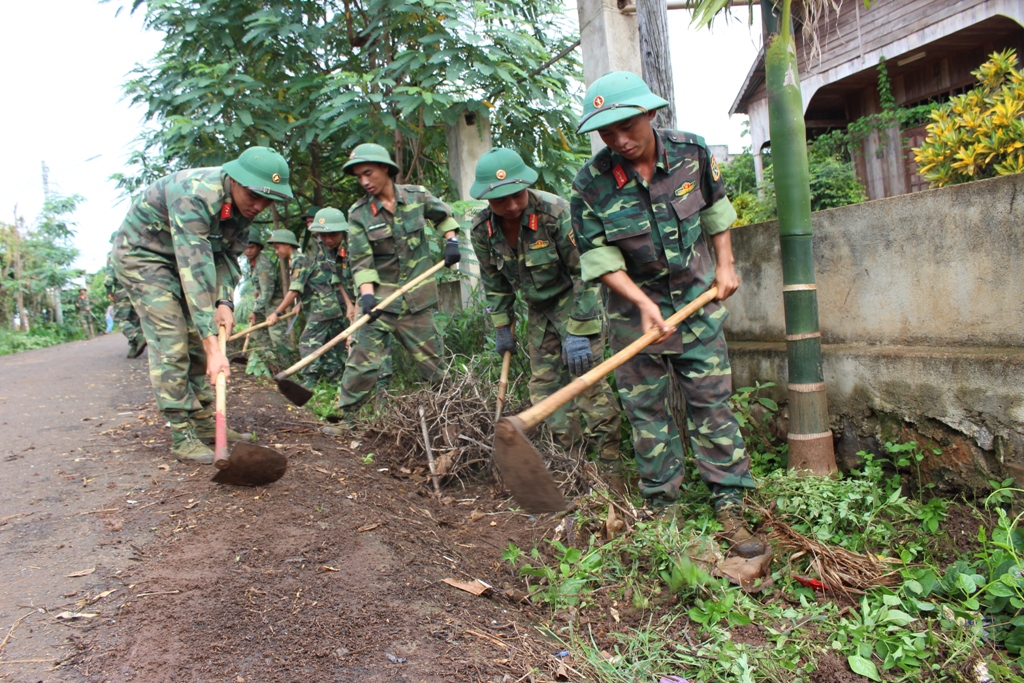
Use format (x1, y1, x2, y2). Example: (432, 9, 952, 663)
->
(111, 146, 293, 464)
(75, 288, 94, 338)
(570, 72, 765, 558)
(468, 148, 621, 461)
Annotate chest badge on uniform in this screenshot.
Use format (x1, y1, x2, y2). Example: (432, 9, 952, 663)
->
(528, 214, 538, 231)
(711, 155, 722, 182)
(612, 164, 628, 189)
(675, 181, 696, 197)
(529, 240, 549, 250)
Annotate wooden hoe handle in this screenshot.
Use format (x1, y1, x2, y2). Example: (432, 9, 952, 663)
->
(514, 287, 719, 431)
(494, 351, 512, 422)
(275, 260, 447, 380)
(214, 326, 229, 469)
(228, 309, 298, 342)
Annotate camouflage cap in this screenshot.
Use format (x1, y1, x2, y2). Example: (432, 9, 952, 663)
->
(576, 71, 669, 135)
(471, 148, 538, 200)
(267, 228, 300, 247)
(308, 207, 348, 233)
(223, 146, 295, 201)
(342, 143, 399, 176)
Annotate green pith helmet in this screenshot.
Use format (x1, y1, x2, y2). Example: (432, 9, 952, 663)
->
(303, 206, 320, 219)
(342, 143, 399, 177)
(308, 207, 348, 233)
(470, 148, 538, 200)
(576, 71, 669, 135)
(222, 146, 295, 201)
(267, 229, 300, 247)
(247, 234, 264, 248)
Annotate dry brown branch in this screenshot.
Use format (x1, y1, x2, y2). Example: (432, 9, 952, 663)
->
(356, 356, 593, 498)
(755, 504, 901, 593)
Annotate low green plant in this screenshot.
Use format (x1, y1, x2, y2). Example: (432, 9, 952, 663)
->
(516, 538, 604, 607)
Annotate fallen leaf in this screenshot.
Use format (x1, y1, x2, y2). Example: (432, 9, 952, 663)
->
(715, 548, 774, 591)
(156, 464, 170, 471)
(357, 522, 380, 533)
(441, 577, 492, 596)
(468, 510, 486, 523)
(66, 568, 96, 578)
(320, 565, 340, 572)
(610, 607, 620, 623)
(90, 589, 117, 603)
(56, 611, 98, 620)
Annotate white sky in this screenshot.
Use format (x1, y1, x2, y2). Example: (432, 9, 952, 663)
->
(0, 2, 761, 278)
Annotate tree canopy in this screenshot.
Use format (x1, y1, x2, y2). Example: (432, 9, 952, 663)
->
(111, 0, 589, 224)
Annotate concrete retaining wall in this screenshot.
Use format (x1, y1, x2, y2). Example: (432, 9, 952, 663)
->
(723, 173, 1024, 491)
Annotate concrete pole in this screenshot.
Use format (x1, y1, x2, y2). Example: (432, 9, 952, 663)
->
(445, 110, 492, 306)
(577, 0, 643, 153)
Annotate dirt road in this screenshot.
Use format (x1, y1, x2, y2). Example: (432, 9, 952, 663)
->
(0, 336, 567, 683)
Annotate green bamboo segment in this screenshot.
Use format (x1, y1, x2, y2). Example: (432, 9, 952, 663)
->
(764, 0, 837, 475)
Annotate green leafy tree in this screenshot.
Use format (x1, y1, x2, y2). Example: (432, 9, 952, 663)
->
(111, 0, 588, 225)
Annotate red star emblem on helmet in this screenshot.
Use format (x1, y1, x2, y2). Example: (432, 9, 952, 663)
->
(593, 95, 605, 108)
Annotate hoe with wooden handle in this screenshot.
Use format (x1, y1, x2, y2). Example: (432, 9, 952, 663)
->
(228, 309, 298, 342)
(494, 351, 512, 422)
(493, 287, 719, 513)
(274, 261, 447, 407)
(211, 326, 288, 486)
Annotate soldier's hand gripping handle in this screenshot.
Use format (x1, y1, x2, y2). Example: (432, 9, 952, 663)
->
(203, 333, 231, 385)
(495, 326, 516, 357)
(360, 293, 382, 321)
(443, 237, 461, 268)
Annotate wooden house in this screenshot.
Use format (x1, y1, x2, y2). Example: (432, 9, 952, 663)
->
(730, 1, 1024, 199)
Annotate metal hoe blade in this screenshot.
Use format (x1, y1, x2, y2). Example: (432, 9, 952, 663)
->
(211, 443, 288, 486)
(493, 416, 566, 514)
(275, 378, 313, 407)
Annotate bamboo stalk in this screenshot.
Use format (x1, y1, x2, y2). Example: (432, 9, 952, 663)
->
(765, 0, 837, 475)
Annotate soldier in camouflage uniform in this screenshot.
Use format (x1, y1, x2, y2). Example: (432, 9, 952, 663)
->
(104, 250, 146, 358)
(244, 234, 297, 370)
(267, 209, 348, 389)
(469, 148, 620, 460)
(326, 143, 461, 428)
(75, 289, 94, 337)
(570, 72, 765, 557)
(112, 146, 293, 464)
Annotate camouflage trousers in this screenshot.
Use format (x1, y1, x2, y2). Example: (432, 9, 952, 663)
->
(118, 263, 213, 424)
(297, 317, 348, 389)
(112, 288, 144, 346)
(336, 307, 441, 412)
(527, 305, 620, 460)
(614, 330, 755, 502)
(248, 311, 298, 371)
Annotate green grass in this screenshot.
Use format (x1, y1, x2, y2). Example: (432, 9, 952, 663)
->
(0, 323, 85, 357)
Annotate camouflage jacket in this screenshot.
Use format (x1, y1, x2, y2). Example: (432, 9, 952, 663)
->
(112, 167, 251, 339)
(289, 240, 344, 323)
(570, 130, 737, 353)
(250, 251, 285, 316)
(470, 189, 603, 337)
(347, 184, 460, 315)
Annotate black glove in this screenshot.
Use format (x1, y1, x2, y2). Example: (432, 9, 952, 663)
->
(495, 326, 516, 357)
(561, 334, 594, 376)
(444, 237, 461, 268)
(360, 293, 382, 321)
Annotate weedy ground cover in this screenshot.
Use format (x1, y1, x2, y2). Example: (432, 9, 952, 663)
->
(494, 385, 1023, 682)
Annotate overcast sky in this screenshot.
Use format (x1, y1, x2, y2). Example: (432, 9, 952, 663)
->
(0, 2, 760, 278)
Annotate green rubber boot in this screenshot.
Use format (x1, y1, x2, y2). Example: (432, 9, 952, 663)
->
(171, 423, 214, 464)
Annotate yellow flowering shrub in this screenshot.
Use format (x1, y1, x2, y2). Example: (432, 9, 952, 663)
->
(913, 49, 1024, 187)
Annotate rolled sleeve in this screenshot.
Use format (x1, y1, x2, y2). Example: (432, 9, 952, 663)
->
(354, 268, 380, 287)
(580, 245, 626, 282)
(700, 196, 738, 237)
(436, 216, 460, 235)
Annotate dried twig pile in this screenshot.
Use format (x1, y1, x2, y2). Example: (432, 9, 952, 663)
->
(756, 504, 902, 593)
(357, 357, 592, 496)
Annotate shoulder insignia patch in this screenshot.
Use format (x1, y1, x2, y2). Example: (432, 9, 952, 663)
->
(339, 247, 346, 258)
(568, 228, 576, 247)
(528, 214, 538, 232)
(612, 164, 628, 189)
(220, 203, 232, 219)
(711, 155, 722, 182)
(675, 181, 696, 197)
(529, 240, 549, 250)
(487, 219, 493, 239)
(370, 201, 378, 216)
